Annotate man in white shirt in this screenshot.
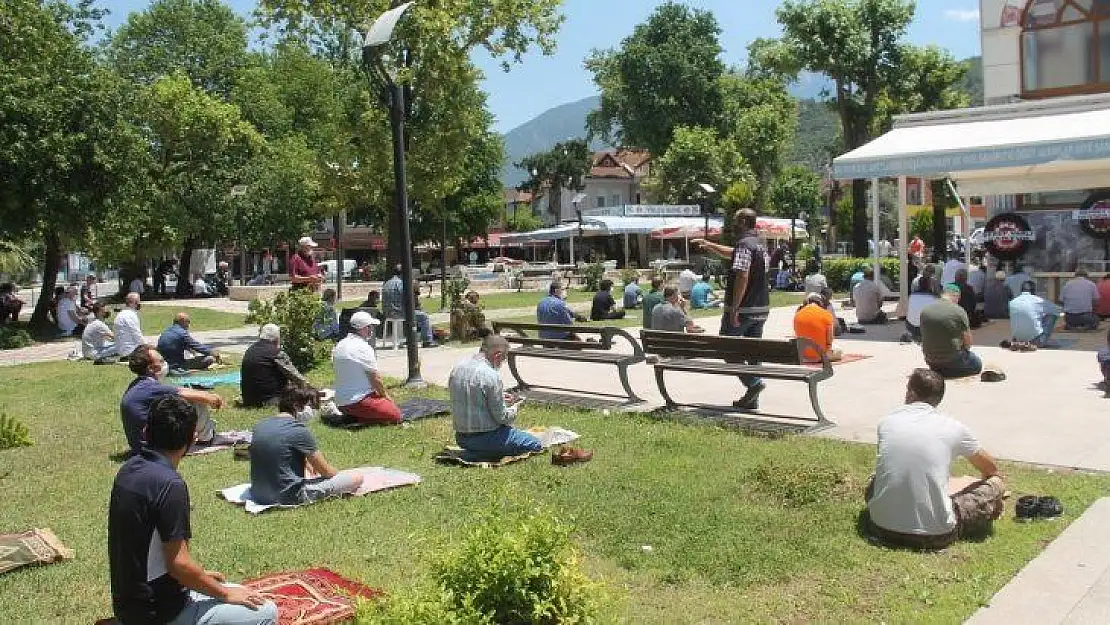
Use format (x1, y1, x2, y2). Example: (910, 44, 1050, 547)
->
(113, 292, 145, 359)
(940, 257, 966, 286)
(332, 311, 401, 425)
(1060, 268, 1100, 331)
(1004, 264, 1033, 300)
(866, 369, 1005, 550)
(56, 285, 83, 336)
(81, 303, 116, 362)
(192, 274, 214, 298)
(677, 268, 698, 300)
(128, 276, 145, 296)
(852, 267, 887, 324)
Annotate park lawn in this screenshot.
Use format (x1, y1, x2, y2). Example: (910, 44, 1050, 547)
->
(1, 361, 1108, 623)
(136, 305, 247, 332)
(344, 289, 593, 313)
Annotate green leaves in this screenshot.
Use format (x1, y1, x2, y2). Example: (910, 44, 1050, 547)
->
(516, 138, 591, 218)
(644, 126, 753, 207)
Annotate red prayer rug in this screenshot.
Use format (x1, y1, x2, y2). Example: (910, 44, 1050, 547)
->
(242, 568, 382, 625)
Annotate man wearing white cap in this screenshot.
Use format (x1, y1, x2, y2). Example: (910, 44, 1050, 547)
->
(332, 311, 402, 424)
(290, 236, 324, 291)
(240, 323, 313, 408)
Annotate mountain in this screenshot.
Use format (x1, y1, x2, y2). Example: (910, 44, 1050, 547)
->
(500, 95, 607, 187)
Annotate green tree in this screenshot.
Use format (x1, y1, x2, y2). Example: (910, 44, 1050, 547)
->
(441, 128, 505, 246)
(240, 135, 322, 251)
(0, 0, 148, 327)
(720, 74, 798, 211)
(752, 0, 967, 257)
(770, 165, 823, 221)
(515, 138, 592, 220)
(585, 2, 725, 155)
(107, 0, 248, 97)
(644, 126, 754, 206)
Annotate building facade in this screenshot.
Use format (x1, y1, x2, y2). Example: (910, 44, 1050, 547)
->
(536, 149, 652, 225)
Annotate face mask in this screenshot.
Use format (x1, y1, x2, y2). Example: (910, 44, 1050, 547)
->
(135, 303, 142, 311)
(558, 291, 567, 300)
(155, 362, 169, 380)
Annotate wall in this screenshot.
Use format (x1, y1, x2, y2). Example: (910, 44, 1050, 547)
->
(981, 0, 1022, 104)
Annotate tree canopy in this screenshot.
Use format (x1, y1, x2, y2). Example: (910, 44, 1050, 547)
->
(515, 139, 592, 220)
(644, 126, 753, 207)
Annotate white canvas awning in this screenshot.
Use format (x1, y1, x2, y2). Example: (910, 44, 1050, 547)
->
(833, 96, 1110, 196)
(498, 223, 603, 244)
(582, 216, 721, 235)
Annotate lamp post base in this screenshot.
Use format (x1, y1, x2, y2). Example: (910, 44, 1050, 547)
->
(404, 375, 427, 389)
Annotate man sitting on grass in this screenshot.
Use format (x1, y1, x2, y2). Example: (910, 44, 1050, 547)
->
(249, 387, 363, 506)
(641, 278, 665, 330)
(82, 303, 117, 363)
(623, 276, 642, 309)
(590, 279, 626, 321)
(690, 275, 721, 309)
(121, 345, 224, 455)
(333, 311, 402, 425)
(651, 287, 705, 334)
(240, 324, 312, 408)
(865, 369, 1006, 550)
(156, 313, 220, 374)
(448, 335, 541, 462)
(0, 282, 24, 325)
(109, 394, 278, 625)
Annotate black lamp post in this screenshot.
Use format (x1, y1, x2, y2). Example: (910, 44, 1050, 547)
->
(361, 2, 423, 387)
(698, 182, 717, 238)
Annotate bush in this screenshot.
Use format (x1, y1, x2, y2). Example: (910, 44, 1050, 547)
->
(618, 266, 640, 288)
(583, 263, 605, 292)
(245, 289, 332, 371)
(357, 589, 487, 625)
(0, 413, 33, 450)
(0, 325, 33, 350)
(363, 259, 392, 282)
(821, 257, 901, 291)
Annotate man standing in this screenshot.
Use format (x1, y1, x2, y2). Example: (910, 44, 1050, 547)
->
(1007, 281, 1060, 348)
(651, 287, 705, 334)
(109, 394, 277, 624)
(1061, 268, 1100, 331)
(156, 313, 219, 374)
(448, 335, 542, 462)
(590, 279, 626, 321)
(692, 208, 770, 410)
(622, 275, 642, 309)
(80, 274, 99, 310)
(866, 369, 1006, 550)
(920, 285, 983, 378)
(249, 387, 363, 506)
(114, 293, 146, 360)
(120, 345, 224, 455)
(983, 270, 1010, 319)
(289, 236, 324, 291)
(381, 265, 436, 347)
(240, 324, 312, 408)
(332, 312, 402, 425)
(641, 278, 665, 330)
(536, 282, 587, 340)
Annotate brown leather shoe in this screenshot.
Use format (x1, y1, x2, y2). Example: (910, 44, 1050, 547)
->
(552, 447, 594, 466)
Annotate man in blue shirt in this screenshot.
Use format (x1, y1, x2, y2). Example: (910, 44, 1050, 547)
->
(536, 282, 587, 339)
(381, 265, 436, 347)
(690, 275, 720, 309)
(156, 313, 218, 374)
(623, 276, 642, 309)
(1007, 281, 1059, 347)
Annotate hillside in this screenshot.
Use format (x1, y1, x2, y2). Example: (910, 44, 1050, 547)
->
(500, 95, 607, 187)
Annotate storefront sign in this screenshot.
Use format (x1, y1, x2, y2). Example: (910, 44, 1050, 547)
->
(983, 212, 1035, 260)
(582, 204, 701, 218)
(1077, 192, 1110, 240)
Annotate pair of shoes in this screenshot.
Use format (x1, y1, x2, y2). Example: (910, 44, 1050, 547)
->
(999, 339, 1012, 349)
(422, 341, 439, 348)
(552, 447, 593, 466)
(732, 381, 766, 411)
(980, 369, 1006, 383)
(899, 333, 913, 344)
(232, 442, 250, 461)
(1015, 495, 1064, 521)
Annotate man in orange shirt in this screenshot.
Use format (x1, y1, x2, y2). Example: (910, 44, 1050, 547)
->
(794, 293, 842, 363)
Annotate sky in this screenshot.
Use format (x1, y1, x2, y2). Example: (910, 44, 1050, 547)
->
(98, 0, 985, 133)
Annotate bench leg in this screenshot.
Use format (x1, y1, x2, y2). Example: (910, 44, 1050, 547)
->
(618, 363, 644, 404)
(807, 380, 835, 432)
(653, 367, 678, 409)
(506, 353, 529, 392)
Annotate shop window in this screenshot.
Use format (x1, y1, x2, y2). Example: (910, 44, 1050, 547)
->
(610, 194, 621, 207)
(1022, 0, 1110, 95)
(596, 196, 606, 208)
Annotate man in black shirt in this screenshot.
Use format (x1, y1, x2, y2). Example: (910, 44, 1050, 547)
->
(692, 208, 771, 411)
(240, 323, 312, 408)
(108, 394, 277, 624)
(590, 279, 627, 321)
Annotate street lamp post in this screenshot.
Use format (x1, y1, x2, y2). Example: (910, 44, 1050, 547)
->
(230, 185, 248, 286)
(361, 2, 423, 387)
(698, 183, 716, 238)
(572, 193, 586, 264)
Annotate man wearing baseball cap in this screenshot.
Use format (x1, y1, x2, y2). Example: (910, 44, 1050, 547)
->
(332, 311, 402, 424)
(290, 236, 324, 291)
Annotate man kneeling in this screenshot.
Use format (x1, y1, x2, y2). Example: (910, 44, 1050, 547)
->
(333, 312, 402, 424)
(865, 369, 1005, 550)
(448, 335, 542, 462)
(249, 387, 364, 506)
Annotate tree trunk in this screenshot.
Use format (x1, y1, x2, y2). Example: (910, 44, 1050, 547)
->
(30, 231, 62, 330)
(852, 179, 869, 258)
(175, 239, 198, 298)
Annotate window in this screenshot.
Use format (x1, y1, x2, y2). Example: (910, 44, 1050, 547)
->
(596, 196, 606, 208)
(610, 194, 621, 207)
(1022, 0, 1110, 95)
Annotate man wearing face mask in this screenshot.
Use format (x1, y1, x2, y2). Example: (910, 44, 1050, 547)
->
(448, 335, 542, 461)
(114, 292, 146, 360)
(157, 312, 220, 375)
(120, 345, 224, 456)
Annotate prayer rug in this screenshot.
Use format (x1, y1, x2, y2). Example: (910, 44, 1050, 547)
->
(187, 431, 252, 456)
(169, 371, 241, 388)
(804, 353, 870, 368)
(433, 427, 579, 468)
(242, 568, 382, 625)
(0, 528, 73, 576)
(218, 467, 421, 514)
(321, 398, 450, 429)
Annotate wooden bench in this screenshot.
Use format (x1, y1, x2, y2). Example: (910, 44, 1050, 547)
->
(491, 321, 647, 404)
(639, 330, 835, 431)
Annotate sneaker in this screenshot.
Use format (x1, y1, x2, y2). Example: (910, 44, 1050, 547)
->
(999, 340, 1012, 349)
(1015, 495, 1038, 522)
(552, 447, 593, 466)
(732, 382, 766, 411)
(1037, 496, 1064, 520)
(899, 333, 913, 344)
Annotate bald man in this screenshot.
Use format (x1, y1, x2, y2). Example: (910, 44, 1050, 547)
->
(157, 312, 219, 374)
(114, 292, 145, 359)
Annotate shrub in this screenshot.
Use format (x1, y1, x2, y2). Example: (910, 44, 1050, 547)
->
(357, 589, 487, 625)
(245, 289, 332, 371)
(444, 277, 470, 312)
(583, 263, 605, 292)
(0, 325, 33, 350)
(618, 266, 640, 288)
(821, 257, 901, 291)
(364, 259, 392, 282)
(0, 413, 33, 450)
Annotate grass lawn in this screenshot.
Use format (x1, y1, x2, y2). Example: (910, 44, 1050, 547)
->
(135, 305, 247, 333)
(345, 289, 594, 313)
(1, 361, 1107, 622)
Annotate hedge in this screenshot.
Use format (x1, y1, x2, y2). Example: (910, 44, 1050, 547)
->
(821, 258, 901, 291)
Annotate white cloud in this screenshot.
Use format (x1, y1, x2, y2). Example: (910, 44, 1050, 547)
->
(944, 7, 980, 22)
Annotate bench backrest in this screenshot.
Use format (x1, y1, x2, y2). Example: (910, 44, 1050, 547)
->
(640, 330, 815, 367)
(492, 321, 644, 357)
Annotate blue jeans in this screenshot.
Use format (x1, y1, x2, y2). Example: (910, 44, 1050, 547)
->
(929, 349, 983, 379)
(456, 425, 543, 462)
(1033, 314, 1059, 346)
(169, 588, 278, 625)
(1065, 312, 1098, 331)
(415, 310, 434, 344)
(720, 313, 766, 389)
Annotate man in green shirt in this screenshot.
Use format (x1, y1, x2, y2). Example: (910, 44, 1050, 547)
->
(920, 284, 983, 378)
(641, 278, 665, 330)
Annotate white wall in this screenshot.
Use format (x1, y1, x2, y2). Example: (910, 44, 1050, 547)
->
(981, 0, 1022, 103)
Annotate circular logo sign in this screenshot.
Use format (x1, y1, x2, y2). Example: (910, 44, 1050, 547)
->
(983, 212, 1034, 260)
(1078, 192, 1110, 240)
